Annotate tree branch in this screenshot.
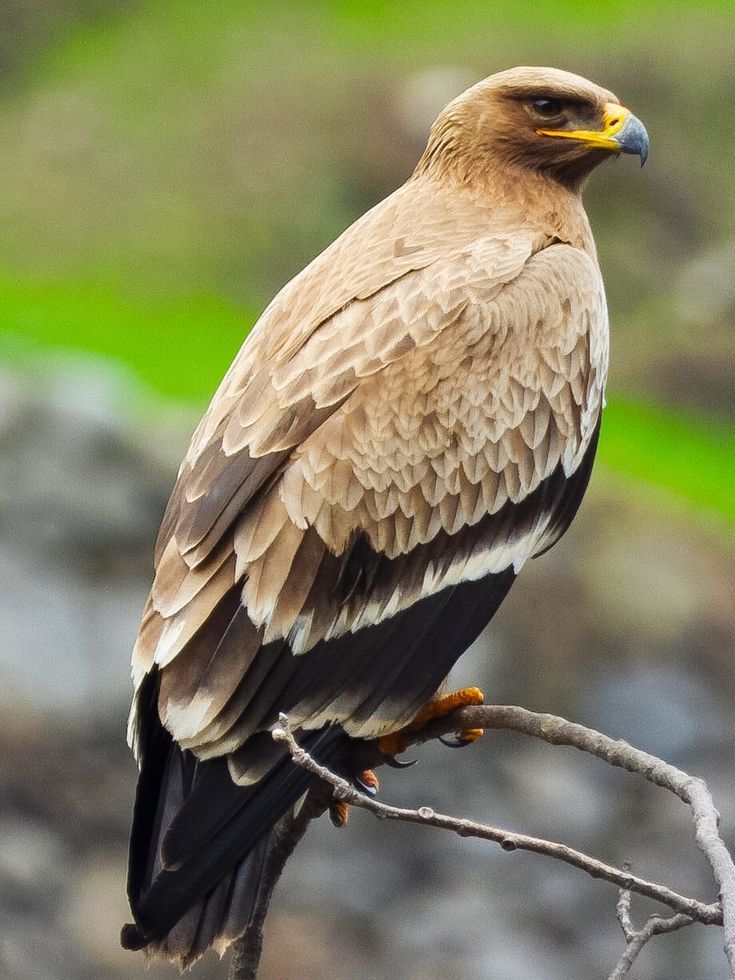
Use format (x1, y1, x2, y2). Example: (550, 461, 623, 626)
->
(272, 713, 722, 924)
(230, 704, 735, 978)
(428, 704, 735, 972)
(608, 878, 695, 979)
(228, 790, 328, 980)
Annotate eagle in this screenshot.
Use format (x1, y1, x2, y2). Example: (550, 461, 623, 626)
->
(122, 66, 648, 966)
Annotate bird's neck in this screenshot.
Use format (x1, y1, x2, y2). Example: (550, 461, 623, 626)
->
(494, 166, 598, 258)
(411, 165, 597, 260)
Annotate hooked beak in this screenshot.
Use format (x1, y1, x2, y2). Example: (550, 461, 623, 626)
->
(538, 102, 649, 166)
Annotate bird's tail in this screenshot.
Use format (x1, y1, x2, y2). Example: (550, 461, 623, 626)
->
(122, 833, 272, 968)
(121, 670, 350, 968)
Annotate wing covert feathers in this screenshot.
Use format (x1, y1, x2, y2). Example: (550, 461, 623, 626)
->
(134, 238, 607, 703)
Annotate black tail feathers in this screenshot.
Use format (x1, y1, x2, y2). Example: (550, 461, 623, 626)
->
(122, 671, 351, 967)
(122, 836, 270, 967)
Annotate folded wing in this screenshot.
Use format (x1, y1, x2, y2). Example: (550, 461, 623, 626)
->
(130, 238, 606, 762)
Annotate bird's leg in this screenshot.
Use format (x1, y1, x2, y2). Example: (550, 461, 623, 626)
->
(378, 686, 485, 756)
(330, 687, 485, 828)
(329, 768, 380, 827)
(354, 768, 380, 796)
(329, 801, 350, 827)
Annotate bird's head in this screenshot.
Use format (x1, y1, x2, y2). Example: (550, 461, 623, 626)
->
(416, 66, 649, 191)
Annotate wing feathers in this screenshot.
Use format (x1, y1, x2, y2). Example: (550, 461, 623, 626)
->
(137, 242, 607, 748)
(153, 431, 596, 758)
(153, 553, 237, 669)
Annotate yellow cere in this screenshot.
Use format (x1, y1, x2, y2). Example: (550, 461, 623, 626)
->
(537, 101, 630, 152)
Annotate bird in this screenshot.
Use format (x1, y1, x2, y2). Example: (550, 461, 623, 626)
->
(121, 66, 648, 967)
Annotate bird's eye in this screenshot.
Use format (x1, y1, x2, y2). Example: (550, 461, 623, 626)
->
(532, 98, 563, 117)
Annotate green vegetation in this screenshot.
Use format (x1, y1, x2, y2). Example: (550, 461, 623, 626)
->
(1, 0, 733, 526)
(602, 397, 735, 524)
(0, 276, 254, 402)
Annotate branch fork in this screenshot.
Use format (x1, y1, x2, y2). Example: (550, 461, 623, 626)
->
(228, 705, 735, 979)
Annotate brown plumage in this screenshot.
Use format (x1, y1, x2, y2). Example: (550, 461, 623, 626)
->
(122, 66, 648, 966)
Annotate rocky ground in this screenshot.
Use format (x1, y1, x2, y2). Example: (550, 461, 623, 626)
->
(0, 359, 733, 980)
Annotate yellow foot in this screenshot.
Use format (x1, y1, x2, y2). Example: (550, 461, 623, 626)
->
(355, 768, 380, 796)
(329, 800, 349, 827)
(329, 770, 381, 828)
(378, 686, 485, 756)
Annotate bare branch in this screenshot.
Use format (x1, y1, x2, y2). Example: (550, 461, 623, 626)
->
(228, 790, 328, 980)
(609, 887, 695, 979)
(615, 869, 636, 941)
(230, 702, 734, 979)
(417, 703, 735, 972)
(272, 714, 723, 926)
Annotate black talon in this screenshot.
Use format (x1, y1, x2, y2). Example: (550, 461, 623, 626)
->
(440, 734, 469, 748)
(384, 754, 418, 769)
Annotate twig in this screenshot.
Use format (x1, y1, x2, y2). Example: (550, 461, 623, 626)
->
(608, 878, 695, 979)
(272, 714, 722, 925)
(228, 790, 328, 980)
(615, 874, 637, 938)
(420, 704, 735, 973)
(231, 703, 734, 978)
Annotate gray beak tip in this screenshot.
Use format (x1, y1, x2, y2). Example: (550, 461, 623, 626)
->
(614, 113, 650, 167)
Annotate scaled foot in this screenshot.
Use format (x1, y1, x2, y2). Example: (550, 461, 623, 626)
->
(378, 686, 486, 757)
(329, 769, 380, 827)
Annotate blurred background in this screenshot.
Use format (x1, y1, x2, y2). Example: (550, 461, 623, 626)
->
(0, 1, 733, 978)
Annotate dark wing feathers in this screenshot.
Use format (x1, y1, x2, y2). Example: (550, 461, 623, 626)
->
(533, 418, 600, 558)
(135, 433, 596, 919)
(127, 564, 520, 959)
(169, 446, 292, 565)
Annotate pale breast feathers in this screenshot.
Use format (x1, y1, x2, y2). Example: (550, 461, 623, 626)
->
(132, 236, 607, 718)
